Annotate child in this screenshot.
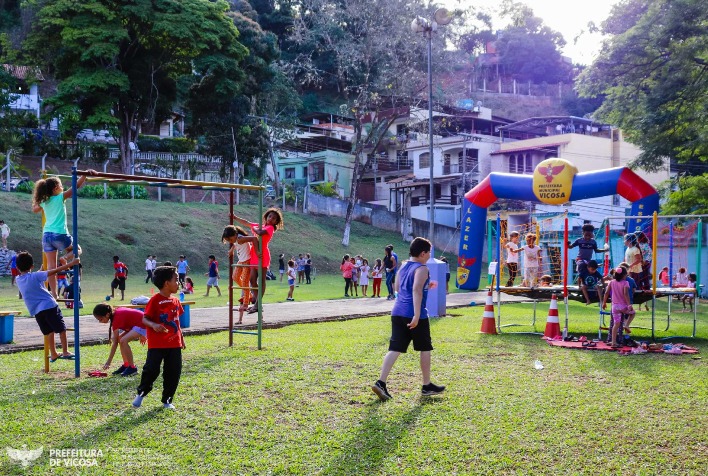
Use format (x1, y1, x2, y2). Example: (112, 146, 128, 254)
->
(579, 259, 604, 305)
(440, 256, 451, 294)
(0, 219, 9, 248)
(505, 231, 521, 286)
(10, 254, 20, 296)
(624, 233, 643, 288)
(56, 256, 70, 297)
(659, 266, 670, 286)
(111, 255, 129, 301)
(286, 260, 296, 301)
(682, 273, 697, 312)
(31, 171, 95, 297)
(176, 256, 190, 288)
(232, 208, 284, 313)
(15, 251, 79, 361)
(371, 259, 383, 298)
(371, 237, 445, 401)
(278, 253, 285, 282)
(522, 233, 542, 287)
(539, 275, 553, 287)
(223, 225, 257, 324)
(203, 255, 221, 297)
(635, 231, 653, 290)
(568, 223, 607, 278)
(132, 266, 185, 410)
(350, 256, 359, 297)
(602, 266, 635, 347)
(296, 253, 305, 285)
(673, 267, 689, 287)
(93, 304, 147, 376)
(341, 254, 354, 297)
(184, 277, 195, 294)
(359, 259, 370, 297)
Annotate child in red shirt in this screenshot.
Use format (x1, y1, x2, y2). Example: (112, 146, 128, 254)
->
(132, 266, 185, 409)
(93, 304, 147, 376)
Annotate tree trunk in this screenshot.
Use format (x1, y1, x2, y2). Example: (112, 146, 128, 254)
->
(341, 124, 364, 247)
(267, 136, 281, 196)
(119, 107, 139, 174)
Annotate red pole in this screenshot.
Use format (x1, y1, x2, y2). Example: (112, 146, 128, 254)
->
(604, 221, 611, 276)
(229, 190, 234, 347)
(563, 213, 568, 298)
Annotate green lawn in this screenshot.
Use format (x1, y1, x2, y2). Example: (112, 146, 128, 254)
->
(0, 300, 706, 475)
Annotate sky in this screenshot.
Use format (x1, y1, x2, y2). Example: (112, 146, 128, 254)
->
(446, 0, 621, 64)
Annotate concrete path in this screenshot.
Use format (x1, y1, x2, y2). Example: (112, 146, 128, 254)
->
(0, 291, 503, 354)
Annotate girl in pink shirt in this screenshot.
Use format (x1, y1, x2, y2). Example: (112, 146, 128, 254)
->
(340, 254, 354, 297)
(602, 267, 635, 347)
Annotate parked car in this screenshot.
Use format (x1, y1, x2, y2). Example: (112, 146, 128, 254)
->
(264, 185, 275, 198)
(1, 177, 30, 191)
(76, 129, 115, 143)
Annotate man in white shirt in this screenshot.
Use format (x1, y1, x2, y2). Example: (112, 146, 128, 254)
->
(145, 254, 154, 283)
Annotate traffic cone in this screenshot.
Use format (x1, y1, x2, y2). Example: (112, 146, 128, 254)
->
(479, 290, 498, 334)
(543, 294, 561, 339)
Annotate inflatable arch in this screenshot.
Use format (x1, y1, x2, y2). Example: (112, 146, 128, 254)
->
(456, 159, 660, 290)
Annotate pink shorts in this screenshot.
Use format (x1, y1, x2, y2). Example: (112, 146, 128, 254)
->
(611, 305, 634, 323)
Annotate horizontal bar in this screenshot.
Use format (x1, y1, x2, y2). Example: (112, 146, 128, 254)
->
(229, 286, 260, 291)
(604, 214, 707, 220)
(231, 264, 257, 268)
(73, 170, 264, 191)
(232, 330, 259, 335)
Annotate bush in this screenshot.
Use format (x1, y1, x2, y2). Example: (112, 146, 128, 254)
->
(78, 185, 108, 199)
(137, 136, 195, 153)
(15, 180, 34, 194)
(77, 184, 149, 200)
(311, 182, 339, 198)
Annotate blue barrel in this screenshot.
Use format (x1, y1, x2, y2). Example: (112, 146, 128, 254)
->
(0, 313, 15, 344)
(181, 305, 191, 328)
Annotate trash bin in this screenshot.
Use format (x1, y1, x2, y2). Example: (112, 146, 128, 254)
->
(426, 248, 447, 317)
(0, 313, 15, 344)
(181, 304, 191, 329)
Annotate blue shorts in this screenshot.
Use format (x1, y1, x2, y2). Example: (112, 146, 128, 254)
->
(42, 232, 72, 253)
(207, 277, 219, 286)
(131, 326, 147, 337)
(288, 278, 295, 286)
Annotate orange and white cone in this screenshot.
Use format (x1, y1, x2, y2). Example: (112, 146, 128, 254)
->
(480, 290, 498, 334)
(543, 294, 561, 339)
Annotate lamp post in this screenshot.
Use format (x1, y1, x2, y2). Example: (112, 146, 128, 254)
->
(411, 8, 451, 244)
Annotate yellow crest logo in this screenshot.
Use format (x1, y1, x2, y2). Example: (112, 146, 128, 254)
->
(456, 267, 469, 285)
(532, 158, 577, 205)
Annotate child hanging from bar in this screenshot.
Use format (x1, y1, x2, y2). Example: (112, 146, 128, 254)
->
(567, 223, 608, 287)
(222, 225, 258, 324)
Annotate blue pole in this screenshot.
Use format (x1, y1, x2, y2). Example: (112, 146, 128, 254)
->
(669, 221, 674, 287)
(71, 167, 80, 378)
(496, 213, 501, 292)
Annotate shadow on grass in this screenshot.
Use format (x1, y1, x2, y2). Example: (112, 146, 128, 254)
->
(321, 400, 424, 475)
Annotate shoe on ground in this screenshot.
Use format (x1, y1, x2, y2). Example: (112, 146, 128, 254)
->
(121, 366, 138, 376)
(372, 380, 392, 401)
(112, 365, 127, 375)
(163, 403, 176, 410)
(421, 382, 446, 396)
(132, 393, 144, 408)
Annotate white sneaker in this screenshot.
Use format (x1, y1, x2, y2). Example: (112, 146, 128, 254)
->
(163, 403, 176, 410)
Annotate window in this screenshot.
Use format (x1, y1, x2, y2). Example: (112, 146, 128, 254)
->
(303, 166, 308, 179)
(397, 150, 412, 168)
(458, 149, 478, 171)
(284, 167, 295, 179)
(419, 152, 430, 169)
(310, 162, 325, 182)
(525, 154, 533, 174)
(508, 155, 516, 173)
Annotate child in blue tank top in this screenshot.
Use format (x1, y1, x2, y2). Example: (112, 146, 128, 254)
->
(371, 237, 446, 401)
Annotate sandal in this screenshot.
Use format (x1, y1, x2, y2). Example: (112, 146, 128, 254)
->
(247, 306, 258, 314)
(578, 336, 587, 342)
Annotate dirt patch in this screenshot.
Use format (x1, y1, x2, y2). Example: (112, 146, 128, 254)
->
(179, 223, 189, 228)
(115, 233, 136, 245)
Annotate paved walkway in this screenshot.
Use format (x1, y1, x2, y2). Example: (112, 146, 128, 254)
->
(0, 291, 501, 354)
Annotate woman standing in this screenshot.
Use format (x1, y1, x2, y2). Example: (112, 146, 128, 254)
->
(383, 245, 398, 300)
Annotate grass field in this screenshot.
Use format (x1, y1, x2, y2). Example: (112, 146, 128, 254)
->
(0, 300, 706, 475)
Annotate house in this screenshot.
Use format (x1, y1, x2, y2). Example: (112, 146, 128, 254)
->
(140, 111, 185, 138)
(2, 64, 43, 122)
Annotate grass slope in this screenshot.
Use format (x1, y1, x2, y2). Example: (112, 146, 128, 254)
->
(0, 302, 705, 475)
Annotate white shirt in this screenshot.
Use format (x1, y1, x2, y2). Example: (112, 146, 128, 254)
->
(145, 258, 152, 271)
(523, 245, 541, 268)
(0, 223, 9, 236)
(506, 241, 519, 264)
(235, 242, 251, 263)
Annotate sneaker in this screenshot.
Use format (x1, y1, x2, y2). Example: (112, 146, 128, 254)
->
(421, 382, 446, 396)
(163, 403, 176, 410)
(112, 365, 127, 375)
(132, 392, 144, 408)
(121, 367, 138, 376)
(371, 380, 392, 401)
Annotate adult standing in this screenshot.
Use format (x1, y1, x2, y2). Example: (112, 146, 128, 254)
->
(145, 254, 154, 284)
(0, 220, 9, 248)
(383, 245, 398, 300)
(304, 253, 312, 284)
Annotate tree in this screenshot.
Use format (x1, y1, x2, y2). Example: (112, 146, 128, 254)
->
(25, 0, 247, 173)
(577, 0, 708, 173)
(659, 175, 708, 215)
(288, 0, 460, 246)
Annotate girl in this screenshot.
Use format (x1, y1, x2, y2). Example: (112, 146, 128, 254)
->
(340, 254, 354, 297)
(222, 225, 257, 324)
(683, 273, 697, 312)
(659, 266, 670, 286)
(359, 258, 370, 297)
(232, 208, 284, 313)
(635, 231, 652, 292)
(93, 303, 147, 376)
(184, 277, 195, 294)
(32, 170, 96, 297)
(350, 256, 359, 297)
(623, 233, 643, 290)
(286, 259, 296, 301)
(673, 267, 689, 287)
(371, 258, 383, 298)
(602, 267, 635, 347)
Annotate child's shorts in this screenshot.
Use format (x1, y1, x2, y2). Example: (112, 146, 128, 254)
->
(576, 260, 588, 275)
(131, 326, 147, 337)
(34, 306, 67, 335)
(388, 316, 433, 353)
(56, 278, 69, 289)
(288, 278, 295, 286)
(207, 277, 219, 286)
(42, 232, 72, 253)
(611, 305, 635, 322)
(11, 268, 19, 277)
(111, 277, 126, 290)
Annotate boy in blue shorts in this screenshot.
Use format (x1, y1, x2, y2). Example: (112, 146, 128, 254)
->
(579, 259, 604, 305)
(15, 251, 79, 361)
(568, 223, 607, 280)
(372, 237, 445, 401)
(203, 255, 221, 297)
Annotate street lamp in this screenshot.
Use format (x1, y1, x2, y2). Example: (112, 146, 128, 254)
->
(411, 8, 451, 244)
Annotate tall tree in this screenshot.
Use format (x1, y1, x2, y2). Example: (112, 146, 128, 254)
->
(25, 0, 247, 173)
(577, 0, 708, 174)
(288, 0, 459, 246)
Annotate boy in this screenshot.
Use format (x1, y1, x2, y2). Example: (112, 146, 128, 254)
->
(111, 255, 128, 301)
(579, 259, 604, 305)
(56, 256, 70, 297)
(133, 266, 185, 410)
(0, 219, 9, 248)
(176, 255, 190, 288)
(539, 275, 553, 287)
(278, 253, 285, 282)
(203, 255, 221, 297)
(522, 233, 542, 287)
(371, 237, 445, 401)
(15, 251, 79, 361)
(567, 223, 607, 278)
(505, 231, 521, 286)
